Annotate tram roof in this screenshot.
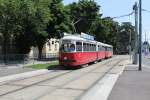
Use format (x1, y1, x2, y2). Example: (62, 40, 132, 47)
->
(97, 42, 113, 48)
(62, 35, 97, 43)
(104, 44, 113, 48)
(62, 35, 113, 47)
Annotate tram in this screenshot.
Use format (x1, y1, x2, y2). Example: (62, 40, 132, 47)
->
(59, 33, 113, 67)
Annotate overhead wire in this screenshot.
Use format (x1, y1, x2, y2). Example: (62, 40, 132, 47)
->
(142, 9, 150, 13)
(112, 11, 134, 19)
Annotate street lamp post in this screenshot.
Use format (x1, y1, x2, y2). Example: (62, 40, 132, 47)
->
(139, 0, 142, 71)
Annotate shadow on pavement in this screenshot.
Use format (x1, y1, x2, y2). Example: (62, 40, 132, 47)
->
(47, 65, 81, 70)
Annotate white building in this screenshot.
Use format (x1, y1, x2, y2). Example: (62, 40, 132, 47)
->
(29, 38, 59, 58)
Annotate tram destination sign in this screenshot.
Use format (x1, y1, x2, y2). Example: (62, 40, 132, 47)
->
(81, 32, 94, 40)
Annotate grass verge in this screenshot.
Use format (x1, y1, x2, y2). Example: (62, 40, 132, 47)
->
(26, 61, 59, 69)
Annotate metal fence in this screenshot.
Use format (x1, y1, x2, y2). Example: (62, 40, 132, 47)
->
(0, 53, 59, 65)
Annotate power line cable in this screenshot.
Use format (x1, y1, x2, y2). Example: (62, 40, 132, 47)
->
(112, 11, 134, 19)
(142, 9, 150, 13)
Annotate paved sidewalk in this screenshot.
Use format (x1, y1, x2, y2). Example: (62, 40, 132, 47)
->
(108, 65, 150, 100)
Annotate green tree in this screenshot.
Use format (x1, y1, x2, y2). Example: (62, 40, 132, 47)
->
(0, 0, 51, 59)
(91, 17, 120, 54)
(116, 22, 135, 54)
(47, 0, 70, 38)
(32, 0, 51, 59)
(14, 0, 37, 54)
(101, 17, 120, 54)
(68, 0, 100, 33)
(0, 0, 23, 62)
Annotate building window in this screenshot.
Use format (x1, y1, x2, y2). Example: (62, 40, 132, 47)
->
(52, 41, 54, 44)
(55, 44, 57, 51)
(48, 42, 51, 51)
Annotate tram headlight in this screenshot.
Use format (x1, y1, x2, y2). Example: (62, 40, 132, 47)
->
(64, 57, 67, 60)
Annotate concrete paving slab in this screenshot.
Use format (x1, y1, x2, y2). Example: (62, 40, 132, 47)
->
(79, 60, 127, 100)
(50, 88, 83, 97)
(39, 72, 84, 87)
(0, 67, 35, 77)
(80, 74, 119, 100)
(0, 69, 50, 85)
(10, 71, 67, 86)
(0, 97, 18, 100)
(92, 65, 111, 73)
(63, 73, 103, 90)
(108, 65, 125, 75)
(38, 95, 76, 100)
(38, 89, 83, 100)
(0, 85, 22, 95)
(1, 85, 55, 100)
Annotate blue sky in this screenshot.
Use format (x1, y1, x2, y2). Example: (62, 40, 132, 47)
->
(63, 0, 150, 42)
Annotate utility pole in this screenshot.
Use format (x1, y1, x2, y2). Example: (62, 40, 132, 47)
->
(133, 2, 138, 64)
(129, 29, 132, 60)
(139, 0, 142, 71)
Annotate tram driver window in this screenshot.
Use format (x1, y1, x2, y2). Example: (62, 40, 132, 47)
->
(76, 42, 82, 51)
(83, 43, 86, 51)
(69, 44, 75, 52)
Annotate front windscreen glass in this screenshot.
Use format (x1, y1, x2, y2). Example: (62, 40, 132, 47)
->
(60, 40, 75, 52)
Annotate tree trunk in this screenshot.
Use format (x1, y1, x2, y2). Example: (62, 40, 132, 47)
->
(3, 35, 7, 64)
(38, 46, 43, 60)
(3, 33, 9, 64)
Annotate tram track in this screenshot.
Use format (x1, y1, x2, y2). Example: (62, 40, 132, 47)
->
(0, 70, 74, 96)
(0, 56, 125, 99)
(35, 56, 126, 100)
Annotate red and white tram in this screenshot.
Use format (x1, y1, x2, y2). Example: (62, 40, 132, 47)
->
(59, 34, 113, 67)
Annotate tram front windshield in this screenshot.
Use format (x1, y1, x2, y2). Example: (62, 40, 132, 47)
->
(60, 40, 75, 52)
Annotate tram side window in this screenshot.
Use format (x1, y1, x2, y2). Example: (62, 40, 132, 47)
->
(107, 47, 111, 51)
(92, 44, 94, 51)
(91, 44, 93, 51)
(89, 44, 93, 51)
(83, 43, 89, 51)
(108, 47, 113, 51)
(105, 47, 108, 51)
(99, 46, 103, 51)
(110, 47, 113, 51)
(76, 42, 82, 51)
(94, 44, 96, 51)
(107, 47, 109, 51)
(109, 47, 111, 51)
(90, 44, 92, 51)
(98, 45, 101, 51)
(102, 46, 105, 51)
(87, 43, 90, 51)
(83, 43, 86, 51)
